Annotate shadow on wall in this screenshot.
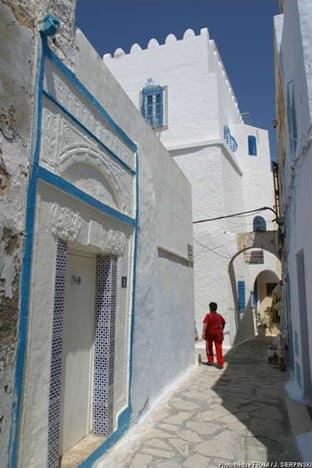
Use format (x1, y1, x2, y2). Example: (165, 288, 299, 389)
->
(228, 260, 255, 346)
(234, 298, 256, 346)
(211, 337, 300, 462)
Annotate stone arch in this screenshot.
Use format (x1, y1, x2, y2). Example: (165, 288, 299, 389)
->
(228, 234, 281, 345)
(58, 146, 123, 211)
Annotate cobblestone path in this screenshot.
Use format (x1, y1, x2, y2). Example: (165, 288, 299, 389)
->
(97, 337, 299, 468)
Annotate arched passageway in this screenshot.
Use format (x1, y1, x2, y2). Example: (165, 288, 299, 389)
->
(253, 269, 281, 336)
(229, 233, 281, 346)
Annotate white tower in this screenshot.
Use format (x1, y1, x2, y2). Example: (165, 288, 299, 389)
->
(104, 28, 281, 346)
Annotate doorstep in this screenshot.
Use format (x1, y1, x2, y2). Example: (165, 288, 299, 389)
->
(61, 433, 103, 467)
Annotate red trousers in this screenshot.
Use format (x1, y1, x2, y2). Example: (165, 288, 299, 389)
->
(206, 338, 224, 366)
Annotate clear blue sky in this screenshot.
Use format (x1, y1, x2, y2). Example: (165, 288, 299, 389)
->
(76, 0, 279, 157)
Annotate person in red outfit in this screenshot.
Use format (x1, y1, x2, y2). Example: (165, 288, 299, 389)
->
(202, 302, 226, 369)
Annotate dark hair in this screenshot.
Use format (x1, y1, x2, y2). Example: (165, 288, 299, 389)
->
(209, 302, 218, 312)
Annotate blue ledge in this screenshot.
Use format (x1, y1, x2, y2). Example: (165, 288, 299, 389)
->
(79, 406, 132, 467)
(43, 90, 136, 176)
(36, 166, 136, 227)
(43, 42, 137, 154)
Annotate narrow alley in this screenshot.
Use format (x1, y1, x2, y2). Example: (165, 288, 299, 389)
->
(2, 2, 312, 466)
(98, 338, 299, 467)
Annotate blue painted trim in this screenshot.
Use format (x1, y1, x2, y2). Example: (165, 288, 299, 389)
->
(78, 151, 140, 467)
(238, 280, 246, 312)
(79, 407, 131, 468)
(43, 42, 137, 153)
(9, 39, 46, 467)
(129, 150, 139, 394)
(43, 90, 136, 176)
(36, 166, 136, 227)
(10, 33, 139, 467)
(40, 14, 60, 37)
(159, 91, 164, 128)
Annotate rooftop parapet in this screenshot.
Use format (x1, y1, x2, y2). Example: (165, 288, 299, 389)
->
(103, 27, 243, 123)
(103, 27, 210, 60)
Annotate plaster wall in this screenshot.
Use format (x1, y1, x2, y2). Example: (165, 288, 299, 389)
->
(103, 28, 242, 148)
(73, 31, 194, 424)
(0, 2, 77, 464)
(104, 27, 279, 348)
(275, 0, 312, 402)
(0, 6, 34, 465)
(1, 3, 194, 465)
(193, 225, 238, 347)
(210, 41, 242, 133)
(171, 145, 238, 345)
(20, 183, 134, 466)
(232, 123, 276, 232)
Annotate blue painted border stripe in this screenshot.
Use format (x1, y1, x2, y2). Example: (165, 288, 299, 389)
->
(129, 151, 139, 394)
(36, 166, 136, 227)
(79, 407, 131, 467)
(78, 152, 139, 467)
(43, 42, 137, 153)
(10, 33, 139, 467)
(9, 174, 38, 468)
(43, 90, 136, 176)
(9, 40, 46, 467)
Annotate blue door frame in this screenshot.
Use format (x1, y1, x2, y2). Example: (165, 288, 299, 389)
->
(9, 22, 139, 467)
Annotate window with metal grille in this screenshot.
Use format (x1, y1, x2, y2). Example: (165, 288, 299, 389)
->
(223, 125, 238, 152)
(141, 83, 164, 129)
(253, 216, 266, 232)
(248, 135, 257, 156)
(238, 280, 246, 312)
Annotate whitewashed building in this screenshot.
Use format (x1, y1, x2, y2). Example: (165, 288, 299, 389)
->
(0, 2, 194, 467)
(104, 28, 281, 347)
(274, 0, 312, 407)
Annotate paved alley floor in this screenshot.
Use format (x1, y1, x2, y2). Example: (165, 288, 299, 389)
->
(97, 337, 300, 468)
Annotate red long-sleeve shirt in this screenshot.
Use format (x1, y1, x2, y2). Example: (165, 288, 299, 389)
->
(203, 312, 225, 341)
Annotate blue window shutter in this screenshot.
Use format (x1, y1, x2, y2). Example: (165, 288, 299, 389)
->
(253, 216, 266, 232)
(238, 281, 246, 312)
(287, 80, 297, 155)
(248, 135, 257, 156)
(141, 84, 164, 129)
(223, 125, 238, 152)
(224, 125, 230, 143)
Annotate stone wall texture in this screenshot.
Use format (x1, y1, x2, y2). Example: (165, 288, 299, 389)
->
(0, 1, 76, 465)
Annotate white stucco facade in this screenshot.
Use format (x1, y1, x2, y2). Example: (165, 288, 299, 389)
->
(104, 28, 281, 347)
(1, 3, 195, 466)
(274, 0, 312, 406)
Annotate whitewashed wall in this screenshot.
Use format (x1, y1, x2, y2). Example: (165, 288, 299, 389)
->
(104, 28, 242, 146)
(105, 28, 280, 347)
(1, 3, 194, 465)
(0, 2, 77, 466)
(74, 30, 194, 422)
(275, 0, 312, 403)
